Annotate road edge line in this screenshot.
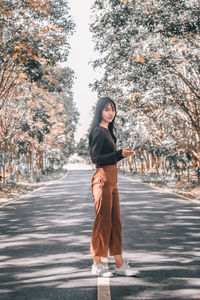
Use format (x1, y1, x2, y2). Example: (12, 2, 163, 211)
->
(119, 174, 200, 206)
(0, 170, 69, 208)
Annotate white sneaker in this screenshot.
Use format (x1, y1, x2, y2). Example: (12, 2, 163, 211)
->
(92, 263, 113, 277)
(114, 262, 140, 277)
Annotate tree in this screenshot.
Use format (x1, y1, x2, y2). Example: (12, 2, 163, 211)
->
(89, 0, 200, 180)
(0, 0, 75, 108)
(0, 0, 79, 184)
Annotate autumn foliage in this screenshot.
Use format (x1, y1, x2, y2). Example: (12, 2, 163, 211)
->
(0, 0, 79, 185)
(89, 0, 200, 188)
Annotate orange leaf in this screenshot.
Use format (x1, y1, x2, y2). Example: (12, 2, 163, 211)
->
(131, 56, 137, 63)
(139, 56, 146, 63)
(172, 36, 178, 42)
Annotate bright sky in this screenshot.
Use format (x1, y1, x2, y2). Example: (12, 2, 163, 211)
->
(67, 0, 101, 143)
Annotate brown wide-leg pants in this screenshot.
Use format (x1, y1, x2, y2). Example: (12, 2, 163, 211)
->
(90, 165, 122, 257)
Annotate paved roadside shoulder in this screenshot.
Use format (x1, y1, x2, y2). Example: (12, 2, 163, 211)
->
(0, 171, 69, 208)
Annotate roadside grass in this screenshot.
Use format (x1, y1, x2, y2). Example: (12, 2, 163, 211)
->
(0, 169, 68, 205)
(118, 169, 200, 202)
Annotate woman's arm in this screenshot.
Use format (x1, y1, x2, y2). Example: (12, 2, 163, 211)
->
(90, 127, 124, 165)
(116, 149, 124, 162)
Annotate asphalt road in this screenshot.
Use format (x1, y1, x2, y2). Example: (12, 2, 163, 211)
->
(0, 169, 200, 300)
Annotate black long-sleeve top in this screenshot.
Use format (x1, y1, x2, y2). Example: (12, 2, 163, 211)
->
(89, 125, 124, 168)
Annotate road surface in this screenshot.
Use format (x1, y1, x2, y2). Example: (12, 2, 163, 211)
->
(0, 169, 200, 299)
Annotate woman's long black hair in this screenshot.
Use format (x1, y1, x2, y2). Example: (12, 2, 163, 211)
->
(89, 97, 117, 148)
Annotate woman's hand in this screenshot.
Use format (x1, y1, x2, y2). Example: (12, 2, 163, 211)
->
(122, 147, 134, 157)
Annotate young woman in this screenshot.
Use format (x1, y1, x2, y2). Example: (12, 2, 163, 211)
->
(88, 97, 140, 277)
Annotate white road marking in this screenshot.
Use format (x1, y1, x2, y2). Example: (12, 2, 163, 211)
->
(98, 257, 111, 300)
(119, 174, 200, 205)
(0, 171, 69, 208)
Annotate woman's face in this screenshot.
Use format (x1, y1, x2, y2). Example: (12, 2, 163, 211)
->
(101, 102, 116, 123)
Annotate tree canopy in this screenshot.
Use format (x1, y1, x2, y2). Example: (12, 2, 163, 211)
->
(0, 0, 79, 184)
(89, 0, 200, 183)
